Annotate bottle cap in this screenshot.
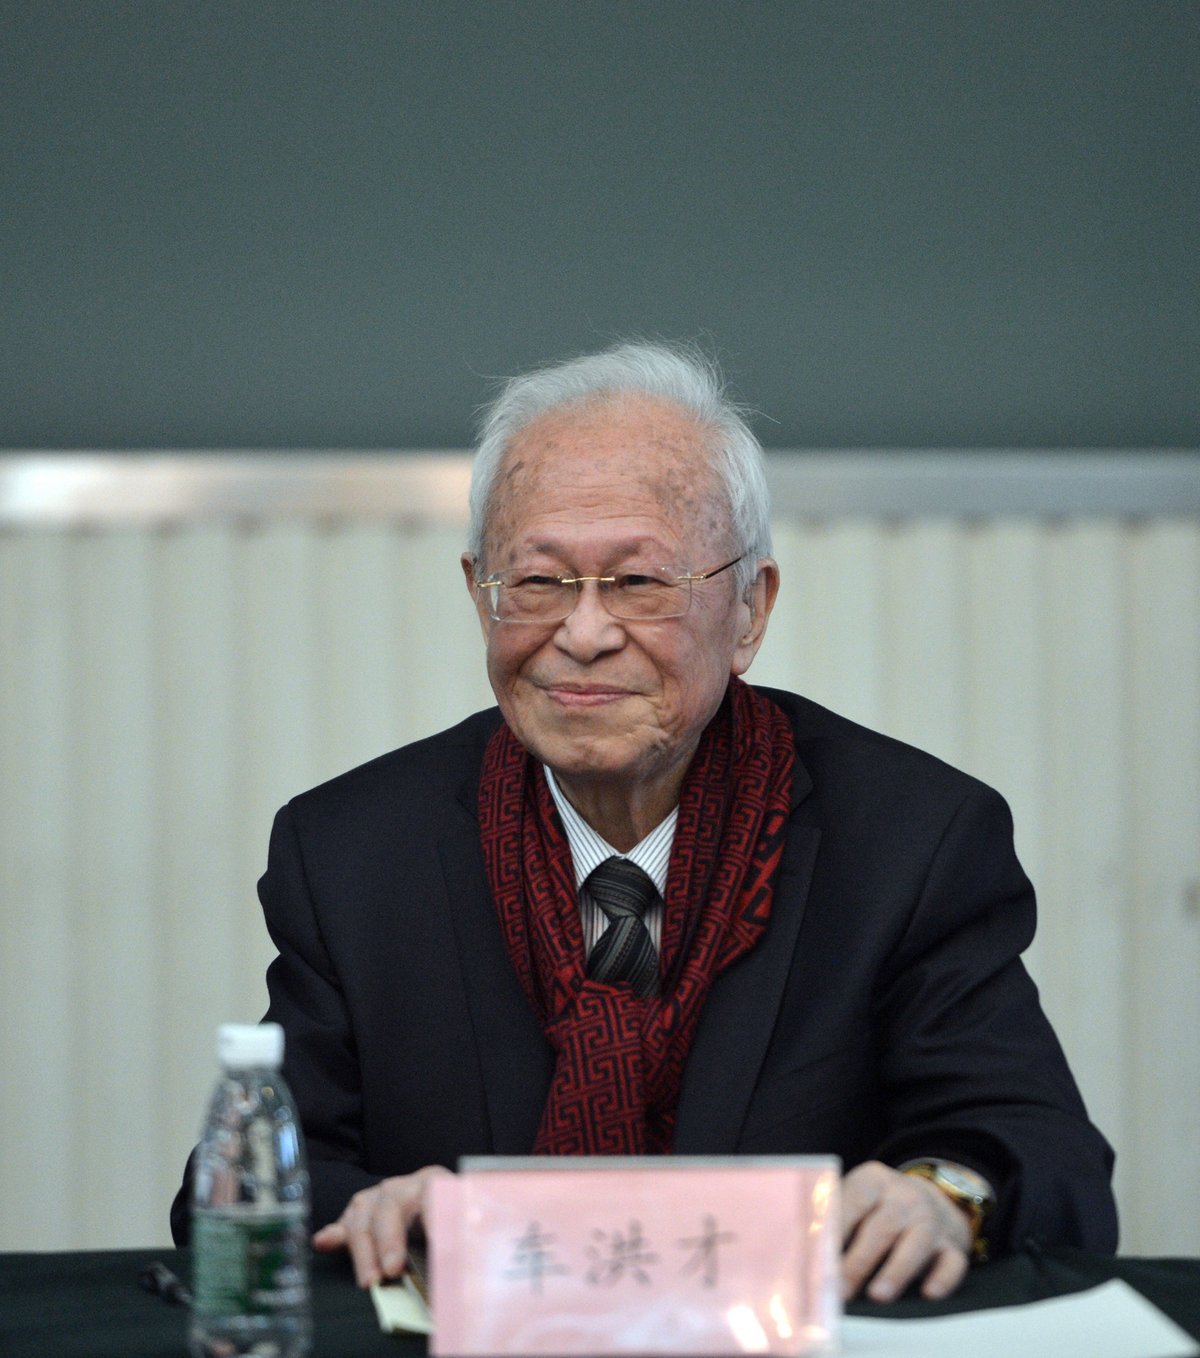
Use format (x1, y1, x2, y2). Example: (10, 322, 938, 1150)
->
(217, 1022, 285, 1069)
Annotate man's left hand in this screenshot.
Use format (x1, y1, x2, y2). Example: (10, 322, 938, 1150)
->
(841, 1160, 972, 1302)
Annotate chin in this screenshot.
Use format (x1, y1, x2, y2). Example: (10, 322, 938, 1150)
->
(540, 744, 629, 780)
(529, 733, 643, 783)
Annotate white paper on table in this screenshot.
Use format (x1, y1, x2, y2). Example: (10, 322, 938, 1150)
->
(843, 1279, 1198, 1358)
(370, 1274, 434, 1335)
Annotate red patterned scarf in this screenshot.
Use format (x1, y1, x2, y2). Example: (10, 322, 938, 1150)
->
(478, 678, 795, 1155)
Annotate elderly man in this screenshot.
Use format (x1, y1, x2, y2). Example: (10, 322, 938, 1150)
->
(172, 341, 1116, 1301)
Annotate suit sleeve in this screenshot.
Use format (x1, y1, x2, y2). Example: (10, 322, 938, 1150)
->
(256, 801, 386, 1230)
(169, 803, 383, 1244)
(869, 786, 1118, 1254)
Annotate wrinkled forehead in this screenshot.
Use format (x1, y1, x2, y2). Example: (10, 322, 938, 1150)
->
(482, 395, 732, 556)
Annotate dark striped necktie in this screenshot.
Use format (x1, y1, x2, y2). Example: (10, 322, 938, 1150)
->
(584, 856, 660, 998)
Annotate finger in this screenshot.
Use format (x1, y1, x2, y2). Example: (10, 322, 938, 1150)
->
(377, 1168, 449, 1276)
(863, 1220, 937, 1302)
(312, 1222, 347, 1252)
(841, 1207, 904, 1300)
(375, 1184, 424, 1279)
(920, 1247, 970, 1301)
(839, 1162, 887, 1242)
(345, 1224, 383, 1289)
(341, 1193, 385, 1289)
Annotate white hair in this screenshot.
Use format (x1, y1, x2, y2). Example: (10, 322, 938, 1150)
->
(467, 340, 772, 594)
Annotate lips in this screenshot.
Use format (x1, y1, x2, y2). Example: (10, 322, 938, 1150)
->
(539, 682, 634, 708)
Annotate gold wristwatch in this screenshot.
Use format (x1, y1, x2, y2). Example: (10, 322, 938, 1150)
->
(901, 1160, 995, 1263)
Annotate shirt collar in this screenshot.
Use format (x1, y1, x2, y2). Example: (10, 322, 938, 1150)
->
(542, 765, 676, 896)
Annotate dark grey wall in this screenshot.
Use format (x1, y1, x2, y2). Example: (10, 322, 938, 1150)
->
(4, 1, 1196, 450)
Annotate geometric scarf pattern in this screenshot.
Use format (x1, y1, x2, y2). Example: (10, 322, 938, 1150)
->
(478, 677, 796, 1155)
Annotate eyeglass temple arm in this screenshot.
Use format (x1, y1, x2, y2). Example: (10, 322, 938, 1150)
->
(678, 555, 744, 583)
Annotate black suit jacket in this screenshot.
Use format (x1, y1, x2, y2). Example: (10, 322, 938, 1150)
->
(172, 687, 1117, 1252)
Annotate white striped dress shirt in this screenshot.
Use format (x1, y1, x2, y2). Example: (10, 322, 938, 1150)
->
(542, 765, 675, 953)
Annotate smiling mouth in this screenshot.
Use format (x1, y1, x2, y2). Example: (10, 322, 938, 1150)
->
(541, 684, 633, 708)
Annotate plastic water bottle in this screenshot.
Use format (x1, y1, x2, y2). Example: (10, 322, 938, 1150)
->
(189, 1022, 312, 1357)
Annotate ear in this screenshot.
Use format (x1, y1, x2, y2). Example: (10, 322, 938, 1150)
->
(730, 557, 780, 676)
(462, 553, 494, 639)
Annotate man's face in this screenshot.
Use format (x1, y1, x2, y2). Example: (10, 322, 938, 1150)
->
(462, 395, 777, 814)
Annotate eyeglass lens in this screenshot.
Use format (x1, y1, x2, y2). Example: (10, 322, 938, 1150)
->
(492, 571, 691, 622)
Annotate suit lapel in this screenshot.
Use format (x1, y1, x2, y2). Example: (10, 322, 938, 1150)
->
(674, 765, 821, 1153)
(437, 782, 555, 1155)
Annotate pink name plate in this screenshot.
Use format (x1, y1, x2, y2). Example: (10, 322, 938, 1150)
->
(428, 1155, 841, 1356)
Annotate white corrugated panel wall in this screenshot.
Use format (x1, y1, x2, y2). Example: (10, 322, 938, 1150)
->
(1, 458, 1197, 1255)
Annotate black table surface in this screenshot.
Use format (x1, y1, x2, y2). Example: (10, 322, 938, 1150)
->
(2, 1245, 1198, 1357)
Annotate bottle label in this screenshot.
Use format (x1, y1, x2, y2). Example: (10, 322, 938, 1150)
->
(192, 1209, 308, 1316)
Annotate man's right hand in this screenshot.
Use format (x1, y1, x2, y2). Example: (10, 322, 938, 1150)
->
(311, 1165, 451, 1287)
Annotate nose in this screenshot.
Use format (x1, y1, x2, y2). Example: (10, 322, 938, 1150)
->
(554, 580, 626, 662)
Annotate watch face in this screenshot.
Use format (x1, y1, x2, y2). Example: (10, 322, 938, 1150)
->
(938, 1165, 990, 1203)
